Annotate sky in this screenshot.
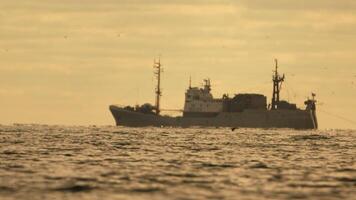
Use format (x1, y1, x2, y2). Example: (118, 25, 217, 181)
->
(0, 0, 356, 129)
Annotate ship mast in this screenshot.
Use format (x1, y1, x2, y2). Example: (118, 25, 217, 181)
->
(271, 59, 285, 110)
(189, 76, 192, 89)
(154, 58, 163, 115)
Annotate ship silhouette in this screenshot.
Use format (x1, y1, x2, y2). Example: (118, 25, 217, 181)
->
(109, 59, 317, 129)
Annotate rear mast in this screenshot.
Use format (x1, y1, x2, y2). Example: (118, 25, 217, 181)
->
(271, 59, 285, 110)
(154, 58, 163, 115)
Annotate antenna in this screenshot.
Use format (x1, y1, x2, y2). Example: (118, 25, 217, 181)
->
(311, 92, 316, 100)
(189, 76, 192, 89)
(271, 59, 285, 110)
(153, 58, 163, 115)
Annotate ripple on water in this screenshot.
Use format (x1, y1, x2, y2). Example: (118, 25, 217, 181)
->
(0, 186, 15, 193)
(199, 162, 237, 169)
(290, 134, 331, 141)
(0, 125, 355, 200)
(52, 184, 95, 193)
(248, 161, 269, 169)
(335, 177, 356, 184)
(336, 168, 356, 172)
(130, 187, 164, 193)
(2, 150, 22, 155)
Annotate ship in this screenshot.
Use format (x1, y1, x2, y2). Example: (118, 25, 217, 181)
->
(109, 59, 318, 129)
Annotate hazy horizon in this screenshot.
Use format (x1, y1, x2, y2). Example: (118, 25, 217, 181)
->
(1, 0, 356, 129)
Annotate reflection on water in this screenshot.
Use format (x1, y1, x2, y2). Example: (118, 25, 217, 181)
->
(0, 125, 355, 200)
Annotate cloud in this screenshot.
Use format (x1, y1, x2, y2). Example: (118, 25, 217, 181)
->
(239, 0, 356, 11)
(0, 88, 25, 96)
(0, 0, 355, 128)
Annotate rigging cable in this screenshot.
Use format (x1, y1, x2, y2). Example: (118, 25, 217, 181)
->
(318, 108, 356, 126)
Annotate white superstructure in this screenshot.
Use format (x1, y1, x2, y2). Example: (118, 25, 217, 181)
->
(183, 79, 223, 116)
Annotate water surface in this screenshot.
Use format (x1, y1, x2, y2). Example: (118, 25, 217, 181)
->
(0, 125, 355, 200)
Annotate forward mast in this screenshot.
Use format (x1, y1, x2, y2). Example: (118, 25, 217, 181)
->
(153, 58, 163, 115)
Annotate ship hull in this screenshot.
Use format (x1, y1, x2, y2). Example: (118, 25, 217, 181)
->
(109, 105, 318, 129)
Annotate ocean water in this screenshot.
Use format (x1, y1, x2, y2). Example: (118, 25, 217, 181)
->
(0, 125, 355, 200)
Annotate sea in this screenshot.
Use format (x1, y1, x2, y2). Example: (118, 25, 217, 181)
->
(0, 124, 355, 200)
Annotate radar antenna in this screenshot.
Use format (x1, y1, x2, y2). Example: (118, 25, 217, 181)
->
(271, 59, 285, 110)
(203, 79, 211, 92)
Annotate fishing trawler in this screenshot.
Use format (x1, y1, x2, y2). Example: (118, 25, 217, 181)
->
(109, 59, 318, 129)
